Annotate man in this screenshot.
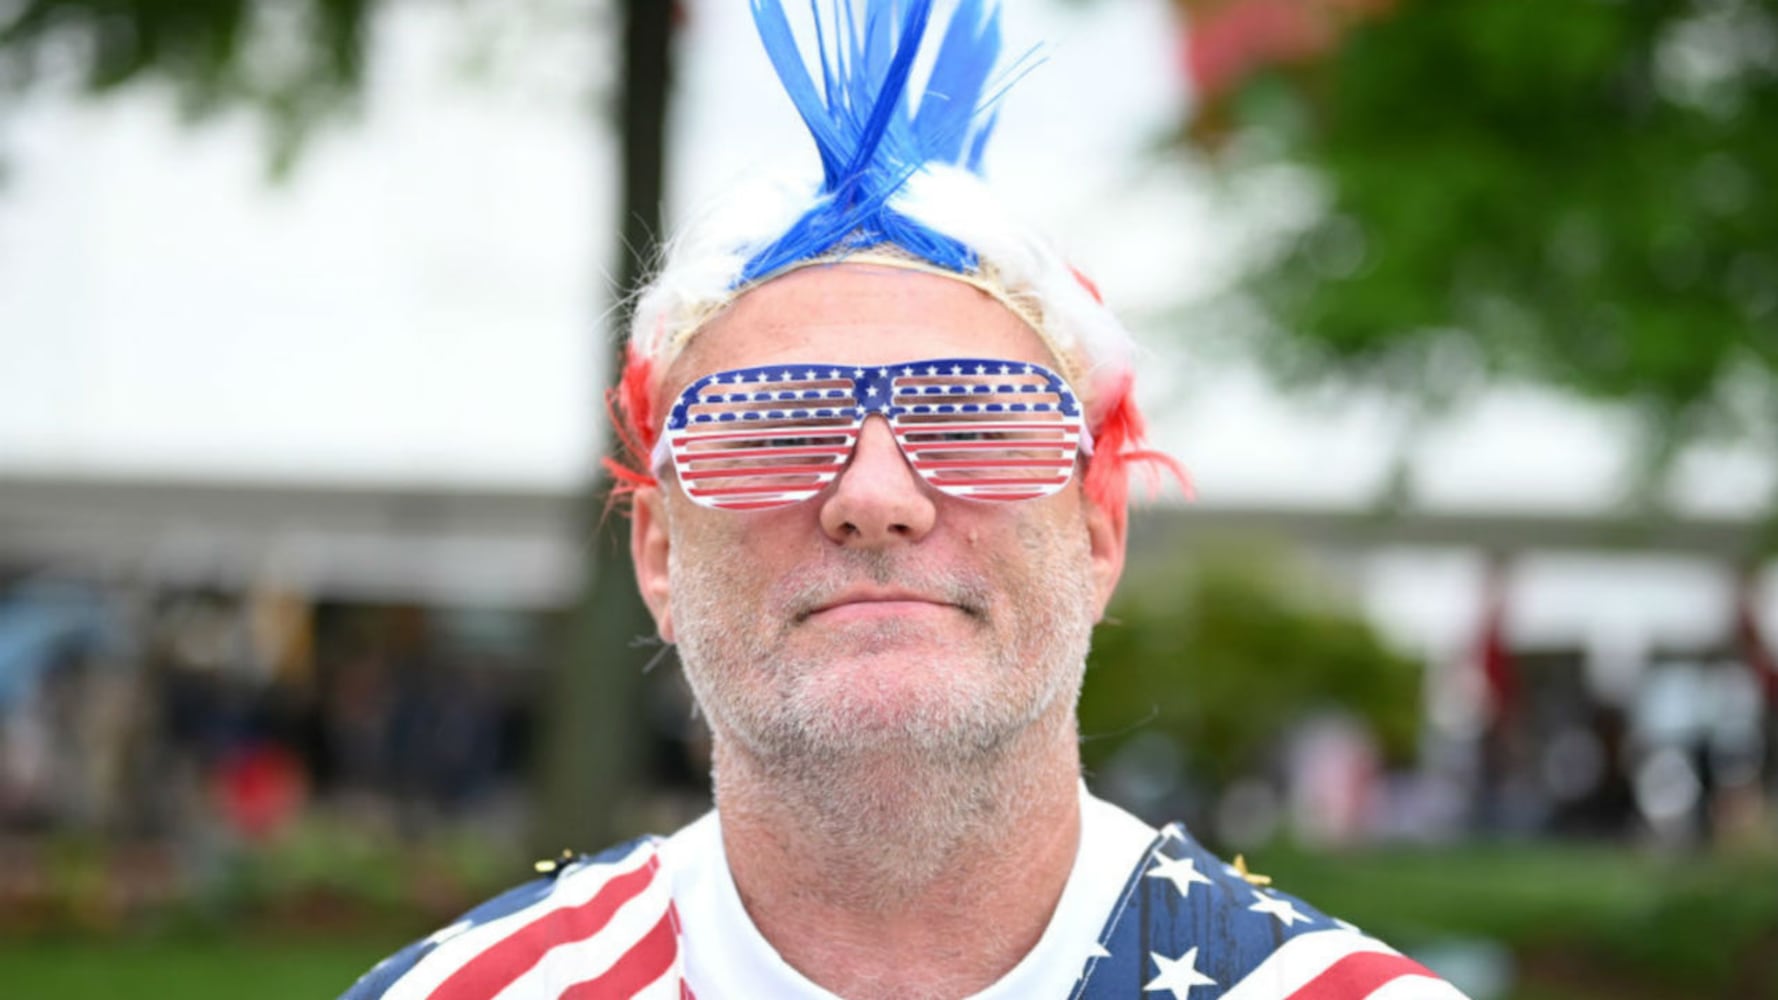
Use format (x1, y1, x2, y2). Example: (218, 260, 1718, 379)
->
(344, 2, 1468, 997)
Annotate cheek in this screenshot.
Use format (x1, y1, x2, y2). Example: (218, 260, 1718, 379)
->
(996, 508, 1097, 626)
(667, 510, 801, 621)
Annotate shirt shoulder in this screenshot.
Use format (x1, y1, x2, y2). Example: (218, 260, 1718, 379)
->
(338, 835, 681, 1000)
(1073, 824, 1470, 999)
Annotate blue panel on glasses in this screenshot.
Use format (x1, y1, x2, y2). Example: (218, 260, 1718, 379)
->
(664, 358, 1079, 432)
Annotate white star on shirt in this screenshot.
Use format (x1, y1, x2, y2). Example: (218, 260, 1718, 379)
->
(1087, 941, 1111, 960)
(1145, 947, 1215, 998)
(1146, 855, 1213, 898)
(1248, 890, 1310, 927)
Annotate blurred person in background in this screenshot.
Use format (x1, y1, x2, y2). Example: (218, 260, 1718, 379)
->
(342, 2, 1466, 997)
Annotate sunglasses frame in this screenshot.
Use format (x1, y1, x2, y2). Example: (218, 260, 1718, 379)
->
(652, 357, 1090, 511)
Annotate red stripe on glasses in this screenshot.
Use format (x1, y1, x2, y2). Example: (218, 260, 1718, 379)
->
(912, 459, 1075, 470)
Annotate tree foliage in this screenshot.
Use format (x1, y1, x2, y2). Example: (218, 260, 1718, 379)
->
(1, 0, 374, 169)
(1200, 0, 1778, 474)
(1081, 548, 1422, 789)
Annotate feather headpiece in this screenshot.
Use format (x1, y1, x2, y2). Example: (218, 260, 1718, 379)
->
(738, 0, 1004, 282)
(609, 0, 1185, 519)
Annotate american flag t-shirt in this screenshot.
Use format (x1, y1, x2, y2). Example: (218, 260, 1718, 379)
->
(342, 809, 1467, 998)
(1072, 825, 1468, 1000)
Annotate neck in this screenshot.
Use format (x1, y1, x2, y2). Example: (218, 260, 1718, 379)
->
(712, 704, 1083, 1000)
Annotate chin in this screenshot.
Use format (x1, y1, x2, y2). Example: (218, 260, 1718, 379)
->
(775, 666, 1030, 760)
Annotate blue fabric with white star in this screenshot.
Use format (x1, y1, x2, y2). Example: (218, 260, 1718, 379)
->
(1073, 824, 1341, 999)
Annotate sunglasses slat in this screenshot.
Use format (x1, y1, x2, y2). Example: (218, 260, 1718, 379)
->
(686, 479, 838, 497)
(924, 476, 1073, 487)
(672, 428, 861, 446)
(679, 447, 853, 463)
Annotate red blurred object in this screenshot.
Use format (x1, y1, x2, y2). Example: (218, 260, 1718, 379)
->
(215, 743, 307, 841)
(1177, 0, 1398, 108)
(1477, 558, 1518, 721)
(1734, 569, 1778, 707)
(1183, 0, 1335, 101)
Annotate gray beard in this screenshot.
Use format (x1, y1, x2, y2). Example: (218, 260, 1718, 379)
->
(669, 539, 1098, 903)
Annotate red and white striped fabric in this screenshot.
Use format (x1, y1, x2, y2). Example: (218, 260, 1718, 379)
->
(348, 839, 686, 1000)
(1215, 929, 1465, 1000)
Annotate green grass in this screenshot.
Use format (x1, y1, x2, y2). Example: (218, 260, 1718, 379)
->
(0, 937, 413, 1000)
(1252, 842, 1778, 999)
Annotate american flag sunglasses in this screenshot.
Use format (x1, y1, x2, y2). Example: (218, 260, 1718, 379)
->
(651, 357, 1090, 511)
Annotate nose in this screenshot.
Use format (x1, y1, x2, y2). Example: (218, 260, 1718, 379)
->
(818, 415, 937, 546)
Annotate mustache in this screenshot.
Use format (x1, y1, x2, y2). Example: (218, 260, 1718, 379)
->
(785, 551, 992, 622)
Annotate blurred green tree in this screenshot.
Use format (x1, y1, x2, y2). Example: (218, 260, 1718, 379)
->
(0, 0, 673, 851)
(1081, 548, 1422, 790)
(1180, 0, 1778, 496)
(0, 0, 370, 174)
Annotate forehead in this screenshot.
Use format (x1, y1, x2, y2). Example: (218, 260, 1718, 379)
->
(666, 264, 1056, 388)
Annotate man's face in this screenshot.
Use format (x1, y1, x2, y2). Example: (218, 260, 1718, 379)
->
(631, 265, 1126, 765)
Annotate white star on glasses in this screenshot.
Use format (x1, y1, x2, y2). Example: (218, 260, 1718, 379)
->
(1144, 947, 1215, 998)
(1145, 855, 1213, 898)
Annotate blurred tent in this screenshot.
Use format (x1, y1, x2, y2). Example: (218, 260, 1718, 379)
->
(0, 580, 127, 709)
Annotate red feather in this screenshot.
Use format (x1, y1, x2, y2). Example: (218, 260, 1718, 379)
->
(602, 346, 661, 511)
(1083, 379, 1192, 529)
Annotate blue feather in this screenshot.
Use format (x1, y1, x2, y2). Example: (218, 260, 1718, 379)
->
(740, 0, 1018, 285)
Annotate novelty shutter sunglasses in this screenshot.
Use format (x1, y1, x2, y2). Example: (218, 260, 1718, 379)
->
(652, 357, 1090, 511)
